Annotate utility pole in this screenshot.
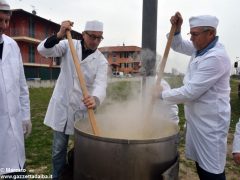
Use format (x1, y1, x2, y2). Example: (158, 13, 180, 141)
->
(141, 0, 158, 76)
(141, 0, 158, 101)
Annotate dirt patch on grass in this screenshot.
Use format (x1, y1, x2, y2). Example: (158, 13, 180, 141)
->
(178, 130, 240, 179)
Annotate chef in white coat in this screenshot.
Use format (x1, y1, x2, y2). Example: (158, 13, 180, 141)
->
(232, 118, 240, 165)
(0, 0, 31, 177)
(37, 20, 108, 179)
(153, 12, 231, 180)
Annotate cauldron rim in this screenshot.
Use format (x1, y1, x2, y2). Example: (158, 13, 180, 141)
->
(74, 121, 179, 144)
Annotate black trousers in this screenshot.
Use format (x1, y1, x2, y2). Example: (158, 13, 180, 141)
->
(195, 162, 226, 180)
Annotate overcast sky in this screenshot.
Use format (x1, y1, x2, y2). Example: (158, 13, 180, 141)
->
(9, 0, 240, 74)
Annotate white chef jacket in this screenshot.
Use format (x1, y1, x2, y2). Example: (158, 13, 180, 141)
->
(0, 34, 30, 175)
(37, 38, 108, 135)
(162, 34, 231, 174)
(233, 118, 240, 153)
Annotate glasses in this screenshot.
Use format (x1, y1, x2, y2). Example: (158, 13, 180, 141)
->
(85, 32, 104, 41)
(187, 29, 209, 37)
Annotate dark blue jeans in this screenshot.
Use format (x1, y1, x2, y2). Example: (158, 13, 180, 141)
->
(195, 162, 226, 180)
(52, 131, 69, 180)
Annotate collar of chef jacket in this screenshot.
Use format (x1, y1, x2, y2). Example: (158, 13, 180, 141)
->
(195, 36, 218, 57)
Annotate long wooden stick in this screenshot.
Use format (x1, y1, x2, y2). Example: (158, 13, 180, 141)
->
(66, 31, 100, 135)
(144, 24, 177, 119)
(156, 24, 177, 86)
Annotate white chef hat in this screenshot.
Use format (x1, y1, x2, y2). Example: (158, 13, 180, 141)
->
(0, 0, 10, 11)
(189, 15, 219, 29)
(84, 20, 103, 32)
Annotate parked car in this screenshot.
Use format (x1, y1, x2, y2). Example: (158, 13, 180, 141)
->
(112, 72, 124, 78)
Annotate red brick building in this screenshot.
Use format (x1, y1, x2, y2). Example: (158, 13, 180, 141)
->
(99, 45, 141, 76)
(5, 9, 81, 80)
(5, 9, 141, 79)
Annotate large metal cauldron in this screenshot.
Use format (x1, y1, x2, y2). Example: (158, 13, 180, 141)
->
(74, 119, 179, 180)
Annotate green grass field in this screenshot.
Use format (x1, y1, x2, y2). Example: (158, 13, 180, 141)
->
(25, 77, 240, 178)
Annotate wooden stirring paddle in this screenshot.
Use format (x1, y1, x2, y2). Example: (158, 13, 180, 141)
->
(66, 31, 100, 136)
(144, 24, 177, 120)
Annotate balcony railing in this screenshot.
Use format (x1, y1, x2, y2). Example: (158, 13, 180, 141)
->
(9, 28, 50, 41)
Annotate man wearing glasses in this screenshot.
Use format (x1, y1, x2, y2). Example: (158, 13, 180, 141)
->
(153, 12, 231, 180)
(37, 20, 108, 180)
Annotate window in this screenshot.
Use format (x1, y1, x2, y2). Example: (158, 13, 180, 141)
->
(112, 52, 117, 57)
(120, 52, 124, 58)
(124, 52, 129, 58)
(56, 57, 61, 65)
(45, 26, 49, 38)
(29, 17, 35, 38)
(29, 44, 35, 63)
